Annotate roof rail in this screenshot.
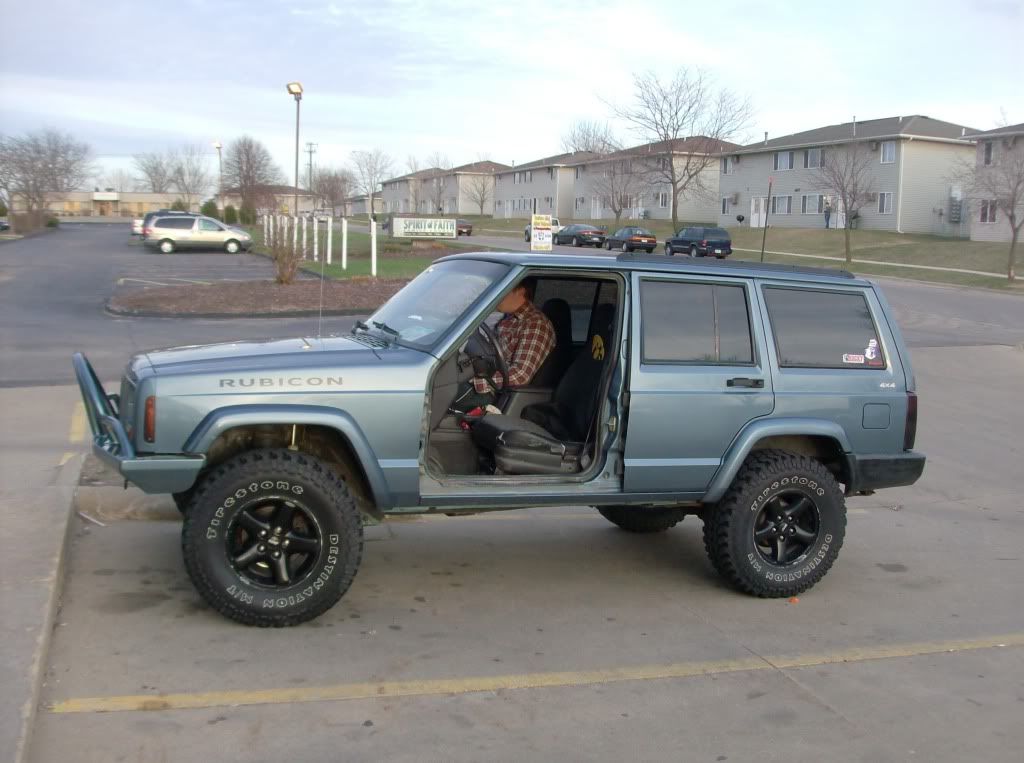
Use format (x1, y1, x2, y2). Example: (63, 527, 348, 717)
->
(615, 253, 856, 279)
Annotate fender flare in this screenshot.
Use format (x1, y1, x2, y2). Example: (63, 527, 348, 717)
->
(183, 404, 393, 510)
(703, 418, 851, 504)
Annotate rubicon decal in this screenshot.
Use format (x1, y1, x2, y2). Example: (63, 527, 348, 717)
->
(219, 376, 343, 388)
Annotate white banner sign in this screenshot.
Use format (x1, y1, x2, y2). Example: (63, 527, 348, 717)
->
(392, 217, 457, 239)
(530, 214, 552, 252)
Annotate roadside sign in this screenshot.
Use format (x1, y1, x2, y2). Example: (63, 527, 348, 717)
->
(530, 214, 552, 252)
(392, 217, 457, 239)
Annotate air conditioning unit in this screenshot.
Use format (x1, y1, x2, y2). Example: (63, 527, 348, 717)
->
(733, 155, 741, 164)
(730, 192, 740, 204)
(870, 141, 880, 151)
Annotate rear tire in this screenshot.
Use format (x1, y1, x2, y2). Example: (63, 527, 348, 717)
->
(181, 449, 363, 626)
(572, 236, 580, 247)
(621, 241, 630, 253)
(689, 245, 698, 257)
(605, 240, 612, 250)
(598, 506, 686, 533)
(159, 239, 175, 254)
(703, 449, 846, 598)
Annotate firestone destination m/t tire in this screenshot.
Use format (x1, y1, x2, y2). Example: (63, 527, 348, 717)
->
(181, 449, 363, 627)
(597, 506, 686, 533)
(703, 449, 846, 598)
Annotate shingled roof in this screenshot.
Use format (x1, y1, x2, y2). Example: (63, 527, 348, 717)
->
(733, 115, 978, 154)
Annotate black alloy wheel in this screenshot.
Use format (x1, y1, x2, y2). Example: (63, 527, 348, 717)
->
(227, 499, 322, 588)
(751, 492, 819, 566)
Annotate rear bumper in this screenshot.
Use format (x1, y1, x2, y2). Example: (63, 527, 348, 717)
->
(72, 352, 205, 494)
(846, 451, 926, 494)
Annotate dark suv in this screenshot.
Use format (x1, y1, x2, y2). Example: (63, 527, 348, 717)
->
(666, 226, 732, 258)
(74, 251, 924, 626)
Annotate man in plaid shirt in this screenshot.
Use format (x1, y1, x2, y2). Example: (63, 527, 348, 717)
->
(472, 278, 555, 394)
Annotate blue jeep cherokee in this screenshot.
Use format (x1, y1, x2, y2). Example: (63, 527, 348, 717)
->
(74, 252, 924, 626)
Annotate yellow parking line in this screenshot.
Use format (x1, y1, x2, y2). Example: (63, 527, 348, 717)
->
(47, 632, 1024, 715)
(68, 402, 86, 444)
(58, 452, 76, 466)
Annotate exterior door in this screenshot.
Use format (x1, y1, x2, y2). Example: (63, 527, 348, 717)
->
(750, 197, 767, 227)
(623, 273, 775, 494)
(591, 196, 601, 219)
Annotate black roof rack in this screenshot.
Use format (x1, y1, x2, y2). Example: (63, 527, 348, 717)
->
(615, 253, 856, 279)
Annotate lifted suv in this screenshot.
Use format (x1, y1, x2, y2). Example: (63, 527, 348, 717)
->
(74, 252, 924, 626)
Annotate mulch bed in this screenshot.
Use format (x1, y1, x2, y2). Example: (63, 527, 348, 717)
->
(108, 278, 411, 316)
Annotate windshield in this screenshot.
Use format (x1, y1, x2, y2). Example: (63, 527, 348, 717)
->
(364, 259, 510, 349)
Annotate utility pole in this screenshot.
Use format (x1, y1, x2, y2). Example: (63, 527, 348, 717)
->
(305, 142, 318, 195)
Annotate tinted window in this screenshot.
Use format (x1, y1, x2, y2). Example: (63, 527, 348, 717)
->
(199, 219, 222, 231)
(707, 228, 729, 238)
(155, 218, 194, 229)
(764, 287, 885, 369)
(634, 228, 654, 237)
(641, 281, 753, 364)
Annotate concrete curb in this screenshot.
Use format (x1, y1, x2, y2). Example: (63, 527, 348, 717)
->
(14, 455, 81, 763)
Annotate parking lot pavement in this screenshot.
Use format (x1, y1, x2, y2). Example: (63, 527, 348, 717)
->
(25, 343, 1024, 762)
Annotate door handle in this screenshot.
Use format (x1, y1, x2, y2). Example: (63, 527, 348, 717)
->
(727, 377, 764, 388)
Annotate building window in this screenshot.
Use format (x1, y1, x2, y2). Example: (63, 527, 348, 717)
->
(659, 191, 669, 208)
(773, 151, 794, 171)
(804, 148, 822, 169)
(983, 141, 993, 166)
(721, 156, 734, 175)
(721, 197, 730, 215)
(525, 170, 532, 183)
(801, 194, 823, 214)
(980, 199, 998, 223)
(771, 195, 792, 214)
(880, 141, 896, 164)
(878, 192, 893, 214)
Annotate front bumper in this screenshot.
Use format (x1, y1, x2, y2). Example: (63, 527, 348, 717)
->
(72, 353, 205, 494)
(846, 451, 926, 494)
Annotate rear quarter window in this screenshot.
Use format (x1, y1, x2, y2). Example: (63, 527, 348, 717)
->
(763, 287, 885, 369)
(155, 218, 194, 230)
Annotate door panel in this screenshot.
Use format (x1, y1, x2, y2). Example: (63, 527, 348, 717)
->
(623, 274, 775, 493)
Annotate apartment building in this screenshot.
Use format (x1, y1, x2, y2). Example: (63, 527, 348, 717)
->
(492, 151, 602, 219)
(964, 123, 1024, 244)
(381, 160, 509, 216)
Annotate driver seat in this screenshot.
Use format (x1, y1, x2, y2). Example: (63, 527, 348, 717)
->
(472, 303, 616, 474)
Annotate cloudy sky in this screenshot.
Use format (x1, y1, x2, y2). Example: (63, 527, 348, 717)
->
(1, 0, 1020, 185)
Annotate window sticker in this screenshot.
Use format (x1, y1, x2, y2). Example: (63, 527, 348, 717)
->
(842, 353, 865, 364)
(864, 338, 884, 367)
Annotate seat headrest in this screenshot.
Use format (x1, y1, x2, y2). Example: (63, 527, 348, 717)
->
(541, 298, 572, 342)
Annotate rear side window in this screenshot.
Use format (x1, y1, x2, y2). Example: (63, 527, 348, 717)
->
(763, 287, 885, 369)
(156, 218, 194, 230)
(707, 228, 729, 238)
(640, 280, 753, 364)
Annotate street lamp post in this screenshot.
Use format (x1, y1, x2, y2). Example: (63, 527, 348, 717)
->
(286, 82, 303, 215)
(212, 141, 223, 218)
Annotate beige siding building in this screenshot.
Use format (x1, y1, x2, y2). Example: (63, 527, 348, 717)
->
(10, 191, 203, 217)
(381, 161, 509, 216)
(964, 123, 1024, 244)
(222, 185, 316, 215)
(568, 138, 736, 225)
(717, 116, 977, 236)
(493, 151, 602, 220)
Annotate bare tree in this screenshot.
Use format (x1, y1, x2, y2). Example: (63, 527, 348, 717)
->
(311, 167, 354, 215)
(0, 129, 93, 214)
(609, 68, 751, 230)
(132, 151, 174, 193)
(169, 144, 211, 209)
(955, 136, 1024, 281)
(464, 171, 494, 215)
(590, 157, 647, 225)
(560, 119, 621, 154)
(424, 152, 451, 214)
(817, 142, 876, 265)
(224, 136, 285, 210)
(102, 168, 135, 192)
(349, 148, 393, 219)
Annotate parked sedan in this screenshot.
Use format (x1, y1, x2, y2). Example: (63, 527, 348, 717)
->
(552, 224, 605, 248)
(456, 219, 473, 236)
(604, 226, 657, 253)
(0, 220, 10, 232)
(665, 225, 732, 258)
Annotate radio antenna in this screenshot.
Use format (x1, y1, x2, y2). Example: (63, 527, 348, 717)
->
(317, 217, 326, 339)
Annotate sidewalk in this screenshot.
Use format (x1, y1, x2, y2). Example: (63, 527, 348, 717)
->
(732, 246, 1006, 279)
(0, 385, 86, 763)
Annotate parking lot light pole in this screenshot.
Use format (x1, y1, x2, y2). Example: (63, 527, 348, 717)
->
(212, 141, 223, 218)
(286, 82, 303, 215)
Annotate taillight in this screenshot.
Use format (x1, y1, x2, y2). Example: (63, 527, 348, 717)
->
(701, 239, 708, 246)
(904, 392, 917, 450)
(144, 396, 156, 443)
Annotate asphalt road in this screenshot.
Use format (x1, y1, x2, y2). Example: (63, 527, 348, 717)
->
(2, 223, 1023, 389)
(4, 222, 1023, 761)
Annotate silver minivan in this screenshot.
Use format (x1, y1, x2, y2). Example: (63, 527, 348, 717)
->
(143, 215, 252, 254)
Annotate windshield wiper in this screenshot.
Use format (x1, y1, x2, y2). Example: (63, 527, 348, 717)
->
(371, 321, 400, 338)
(352, 319, 370, 333)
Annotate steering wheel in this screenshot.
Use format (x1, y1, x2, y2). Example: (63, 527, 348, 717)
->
(477, 322, 509, 387)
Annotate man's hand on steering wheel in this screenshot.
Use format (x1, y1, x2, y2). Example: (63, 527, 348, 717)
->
(476, 322, 509, 387)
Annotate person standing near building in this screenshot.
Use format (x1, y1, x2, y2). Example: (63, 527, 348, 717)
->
(824, 200, 832, 230)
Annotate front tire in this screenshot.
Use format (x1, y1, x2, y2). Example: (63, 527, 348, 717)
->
(702, 450, 846, 598)
(665, 244, 674, 256)
(572, 236, 580, 247)
(181, 449, 364, 626)
(621, 241, 630, 253)
(598, 506, 686, 533)
(225, 239, 240, 253)
(689, 245, 698, 257)
(605, 240, 612, 250)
